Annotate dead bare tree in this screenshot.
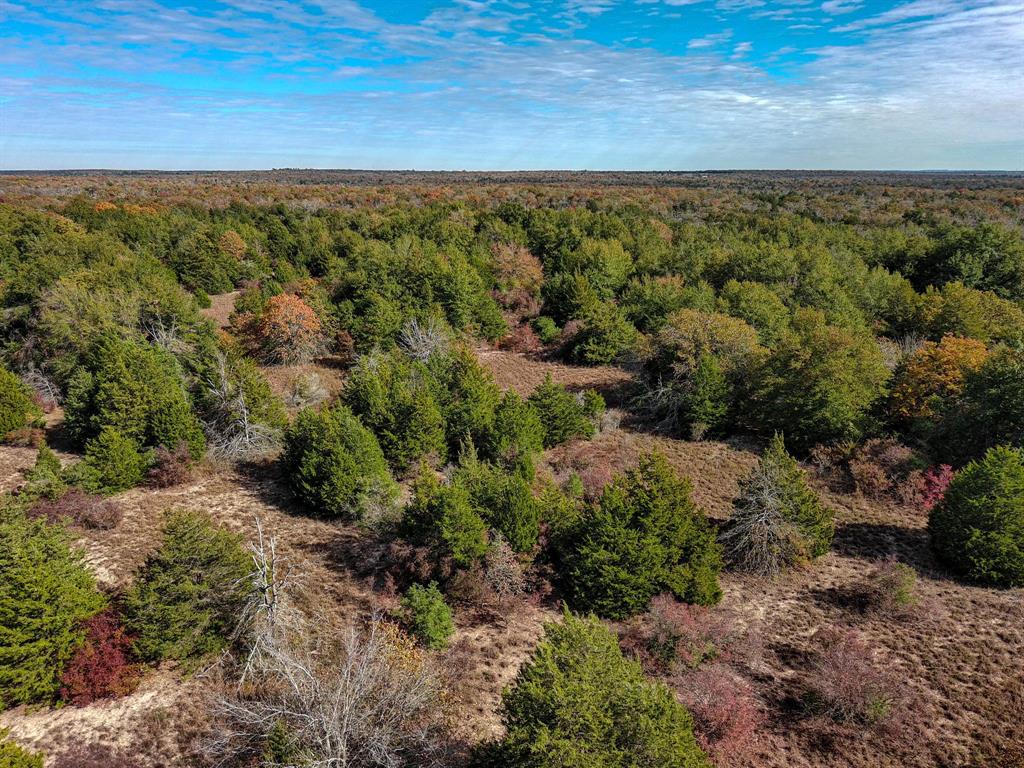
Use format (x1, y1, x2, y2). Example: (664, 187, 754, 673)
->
(19, 363, 61, 409)
(203, 352, 282, 461)
(213, 518, 452, 768)
(718, 457, 807, 578)
(398, 317, 451, 362)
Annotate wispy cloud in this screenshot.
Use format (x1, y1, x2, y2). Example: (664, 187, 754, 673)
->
(1, 0, 1021, 169)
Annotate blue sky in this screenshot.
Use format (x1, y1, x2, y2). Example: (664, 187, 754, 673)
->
(1, 0, 1022, 169)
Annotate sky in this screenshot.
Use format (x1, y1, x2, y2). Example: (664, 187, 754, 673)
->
(1, 0, 1022, 170)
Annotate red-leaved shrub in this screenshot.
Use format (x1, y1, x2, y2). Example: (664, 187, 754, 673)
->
(805, 627, 903, 729)
(920, 464, 953, 511)
(147, 442, 193, 488)
(60, 608, 141, 706)
(674, 665, 763, 765)
(620, 595, 754, 675)
(27, 488, 122, 530)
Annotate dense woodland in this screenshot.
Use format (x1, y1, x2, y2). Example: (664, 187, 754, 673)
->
(0, 171, 1021, 768)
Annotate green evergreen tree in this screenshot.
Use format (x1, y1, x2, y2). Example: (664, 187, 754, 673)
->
(528, 376, 600, 448)
(64, 335, 205, 459)
(569, 301, 637, 366)
(479, 611, 710, 768)
(283, 404, 396, 519)
(456, 458, 540, 553)
(0, 517, 105, 706)
(342, 349, 447, 471)
(123, 510, 251, 661)
(0, 367, 41, 439)
(400, 582, 455, 650)
(929, 446, 1024, 587)
(428, 347, 501, 456)
(81, 427, 149, 493)
(565, 453, 722, 619)
(485, 390, 545, 475)
(403, 469, 489, 568)
(680, 351, 729, 436)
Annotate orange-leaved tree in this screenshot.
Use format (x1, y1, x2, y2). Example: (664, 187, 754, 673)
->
(257, 293, 325, 365)
(889, 335, 989, 422)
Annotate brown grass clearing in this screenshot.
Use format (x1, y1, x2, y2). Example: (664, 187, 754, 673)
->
(199, 290, 240, 329)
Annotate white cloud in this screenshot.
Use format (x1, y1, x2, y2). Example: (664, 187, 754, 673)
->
(822, 0, 863, 12)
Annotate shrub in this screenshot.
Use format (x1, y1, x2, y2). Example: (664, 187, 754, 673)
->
(856, 558, 918, 617)
(920, 464, 953, 511)
(343, 349, 447, 471)
(484, 532, 527, 598)
(146, 442, 193, 488)
(674, 665, 763, 765)
(748, 309, 889, 453)
(123, 510, 252, 661)
(620, 596, 746, 675)
(531, 316, 560, 345)
(400, 582, 454, 650)
(527, 375, 600, 448)
(928, 446, 1024, 587)
(283, 404, 397, 520)
(456, 458, 539, 553)
(565, 453, 722, 619)
(805, 627, 901, 727)
(721, 434, 833, 577)
(27, 488, 122, 530)
(59, 608, 140, 706)
(48, 743, 143, 768)
(403, 468, 489, 569)
(479, 610, 710, 768)
(847, 438, 924, 504)
(0, 367, 42, 440)
(255, 293, 326, 364)
(81, 428, 149, 493)
(0, 732, 43, 768)
(0, 516, 106, 706)
(500, 323, 544, 354)
(216, 613, 450, 768)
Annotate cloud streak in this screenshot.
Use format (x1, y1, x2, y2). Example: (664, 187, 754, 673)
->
(1, 0, 1021, 169)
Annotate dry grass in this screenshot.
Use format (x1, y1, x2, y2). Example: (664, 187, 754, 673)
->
(199, 290, 240, 329)
(477, 348, 634, 404)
